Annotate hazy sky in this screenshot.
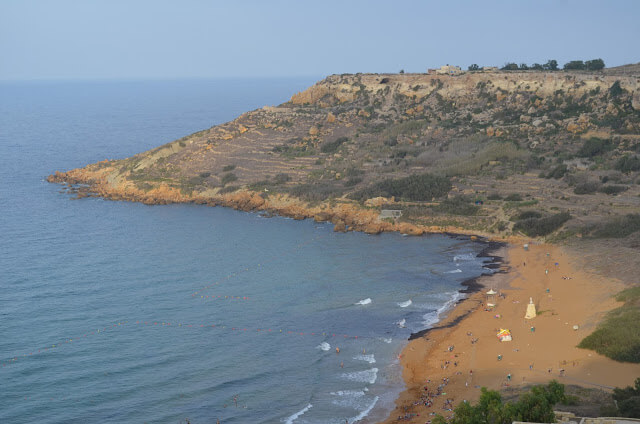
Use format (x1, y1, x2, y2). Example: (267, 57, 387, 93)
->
(1, 0, 638, 80)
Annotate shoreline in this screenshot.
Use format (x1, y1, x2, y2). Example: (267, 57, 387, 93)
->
(408, 239, 507, 342)
(46, 176, 640, 423)
(379, 242, 640, 424)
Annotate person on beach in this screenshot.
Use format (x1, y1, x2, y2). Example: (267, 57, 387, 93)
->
(336, 347, 340, 354)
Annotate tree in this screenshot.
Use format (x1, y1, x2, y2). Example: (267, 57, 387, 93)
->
(438, 383, 565, 424)
(609, 80, 624, 98)
(564, 60, 586, 70)
(468, 64, 480, 71)
(530, 63, 544, 70)
(585, 58, 605, 71)
(501, 62, 518, 70)
(613, 378, 640, 418)
(399, 69, 404, 74)
(543, 59, 558, 71)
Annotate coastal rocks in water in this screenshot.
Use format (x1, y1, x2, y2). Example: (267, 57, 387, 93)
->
(333, 219, 347, 232)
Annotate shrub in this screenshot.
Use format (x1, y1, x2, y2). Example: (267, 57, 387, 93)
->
(288, 183, 344, 202)
(222, 165, 236, 172)
(513, 212, 571, 237)
(487, 193, 502, 200)
(586, 214, 640, 238)
(273, 173, 291, 184)
(320, 136, 349, 153)
(545, 164, 568, 179)
(609, 80, 624, 98)
(221, 172, 237, 186)
(504, 193, 523, 201)
(599, 185, 628, 195)
(574, 181, 600, 194)
(612, 378, 640, 418)
(350, 173, 451, 202)
(576, 138, 613, 158)
(199, 172, 211, 179)
(343, 177, 363, 187)
(434, 196, 479, 216)
(615, 155, 640, 173)
(515, 210, 542, 220)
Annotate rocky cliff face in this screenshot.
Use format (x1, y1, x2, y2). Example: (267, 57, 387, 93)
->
(49, 70, 640, 240)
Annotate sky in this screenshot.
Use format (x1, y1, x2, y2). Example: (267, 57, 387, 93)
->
(1, 0, 639, 81)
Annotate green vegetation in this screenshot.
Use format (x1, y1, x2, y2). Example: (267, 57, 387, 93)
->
(222, 165, 235, 172)
(432, 381, 566, 424)
(599, 184, 628, 195)
(500, 59, 561, 71)
(288, 183, 344, 202)
(563, 58, 605, 71)
(573, 181, 599, 194)
(221, 172, 237, 186)
(578, 287, 640, 363)
(434, 195, 479, 216)
(273, 142, 316, 158)
(576, 137, 613, 158)
(320, 136, 350, 154)
(543, 164, 568, 179)
(513, 210, 542, 220)
(351, 174, 451, 202)
(513, 212, 571, 237)
(584, 214, 640, 239)
(609, 80, 624, 98)
(615, 155, 640, 173)
(612, 378, 640, 418)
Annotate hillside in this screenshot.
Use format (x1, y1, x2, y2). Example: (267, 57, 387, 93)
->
(49, 70, 640, 242)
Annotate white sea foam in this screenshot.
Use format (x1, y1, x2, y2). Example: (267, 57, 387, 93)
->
(355, 298, 372, 305)
(317, 342, 331, 351)
(284, 403, 312, 424)
(350, 396, 380, 422)
(445, 268, 462, 273)
(454, 253, 476, 262)
(330, 389, 366, 397)
(341, 368, 378, 384)
(379, 337, 392, 344)
(397, 318, 406, 328)
(397, 299, 412, 308)
(422, 291, 464, 326)
(353, 354, 376, 364)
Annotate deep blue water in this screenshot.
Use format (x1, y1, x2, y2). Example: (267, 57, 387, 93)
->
(0, 79, 492, 424)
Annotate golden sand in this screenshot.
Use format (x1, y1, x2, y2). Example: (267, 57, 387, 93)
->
(380, 243, 640, 423)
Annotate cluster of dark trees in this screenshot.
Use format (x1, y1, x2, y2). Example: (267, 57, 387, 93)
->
(432, 381, 567, 424)
(486, 58, 605, 72)
(563, 58, 605, 70)
(498, 59, 559, 71)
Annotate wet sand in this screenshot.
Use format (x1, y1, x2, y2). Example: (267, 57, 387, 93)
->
(380, 242, 640, 423)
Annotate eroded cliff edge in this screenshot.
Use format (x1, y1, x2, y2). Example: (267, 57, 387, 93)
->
(49, 70, 640, 241)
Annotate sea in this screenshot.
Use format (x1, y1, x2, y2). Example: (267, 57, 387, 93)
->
(0, 78, 495, 424)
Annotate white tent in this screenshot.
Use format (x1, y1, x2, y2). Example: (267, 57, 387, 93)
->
(486, 289, 497, 307)
(525, 297, 537, 319)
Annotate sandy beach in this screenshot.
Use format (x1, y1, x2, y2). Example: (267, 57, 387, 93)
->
(381, 242, 640, 423)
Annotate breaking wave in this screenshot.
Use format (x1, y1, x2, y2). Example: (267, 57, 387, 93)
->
(341, 368, 378, 384)
(397, 299, 412, 308)
(284, 403, 312, 424)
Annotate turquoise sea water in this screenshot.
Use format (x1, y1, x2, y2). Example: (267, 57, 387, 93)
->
(0, 79, 494, 423)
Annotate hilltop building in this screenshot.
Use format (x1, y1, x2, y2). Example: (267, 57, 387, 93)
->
(427, 65, 463, 76)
